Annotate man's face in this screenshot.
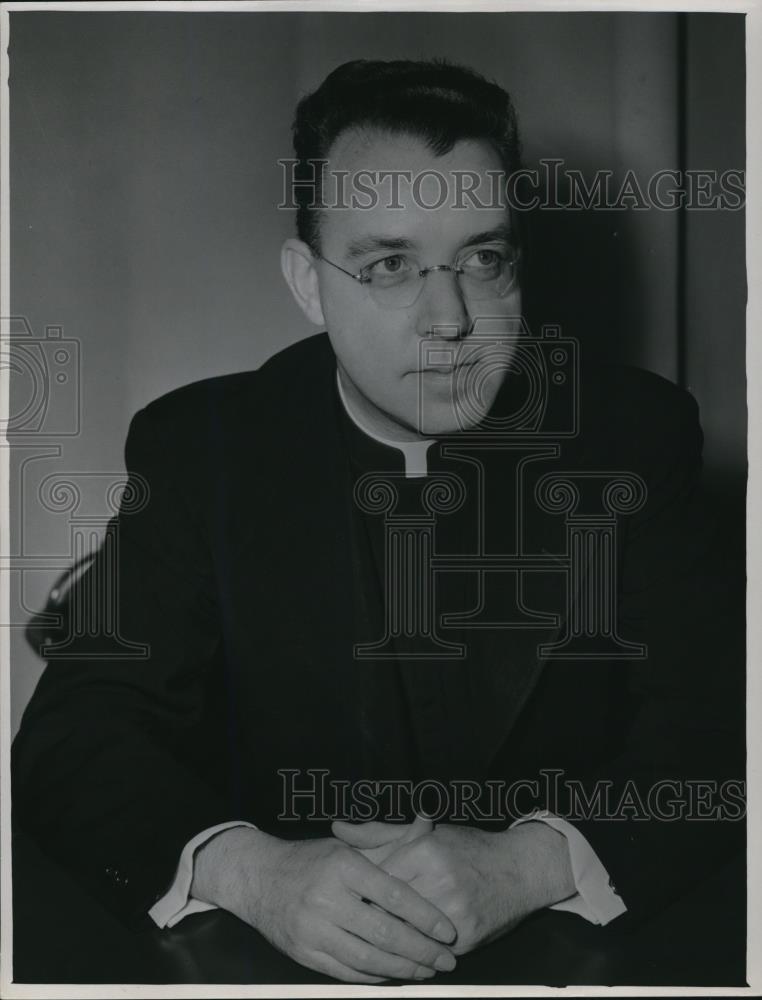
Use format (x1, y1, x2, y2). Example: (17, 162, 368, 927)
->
(314, 128, 522, 438)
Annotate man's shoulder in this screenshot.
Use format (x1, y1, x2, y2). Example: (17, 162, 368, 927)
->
(136, 332, 335, 432)
(582, 362, 699, 432)
(577, 361, 702, 470)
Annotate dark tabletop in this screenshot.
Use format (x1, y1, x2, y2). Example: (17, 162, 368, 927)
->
(11, 833, 747, 987)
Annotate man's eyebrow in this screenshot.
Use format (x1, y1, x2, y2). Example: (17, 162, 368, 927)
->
(345, 235, 416, 259)
(343, 226, 517, 261)
(459, 225, 516, 249)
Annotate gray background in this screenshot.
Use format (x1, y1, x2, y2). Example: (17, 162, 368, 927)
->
(7, 11, 746, 733)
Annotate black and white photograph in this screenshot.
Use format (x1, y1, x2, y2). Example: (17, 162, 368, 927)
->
(0, 2, 755, 993)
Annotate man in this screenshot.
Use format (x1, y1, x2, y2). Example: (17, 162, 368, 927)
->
(12, 59, 744, 985)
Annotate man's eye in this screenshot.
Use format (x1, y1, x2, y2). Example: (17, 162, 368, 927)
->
(368, 255, 407, 274)
(361, 255, 412, 286)
(464, 248, 503, 268)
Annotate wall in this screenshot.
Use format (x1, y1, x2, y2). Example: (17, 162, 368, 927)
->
(7, 11, 746, 733)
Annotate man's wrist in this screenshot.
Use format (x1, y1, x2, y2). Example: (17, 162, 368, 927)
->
(190, 825, 284, 923)
(500, 820, 576, 914)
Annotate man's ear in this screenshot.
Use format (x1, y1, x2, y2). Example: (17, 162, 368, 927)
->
(281, 239, 325, 326)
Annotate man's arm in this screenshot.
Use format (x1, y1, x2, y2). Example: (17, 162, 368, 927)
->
(12, 405, 235, 921)
(564, 382, 746, 920)
(510, 813, 627, 925)
(12, 402, 461, 982)
(149, 821, 259, 928)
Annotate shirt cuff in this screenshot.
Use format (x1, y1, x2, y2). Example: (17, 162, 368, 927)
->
(148, 821, 258, 928)
(510, 810, 627, 926)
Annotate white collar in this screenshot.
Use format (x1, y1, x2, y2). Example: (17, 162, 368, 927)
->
(336, 370, 434, 479)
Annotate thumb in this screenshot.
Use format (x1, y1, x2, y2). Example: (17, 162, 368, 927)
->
(332, 819, 409, 849)
(357, 814, 435, 867)
(399, 813, 434, 844)
(332, 814, 434, 850)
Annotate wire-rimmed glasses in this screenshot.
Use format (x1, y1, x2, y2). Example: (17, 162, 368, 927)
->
(317, 244, 521, 310)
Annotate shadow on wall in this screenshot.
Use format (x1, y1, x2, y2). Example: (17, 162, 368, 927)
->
(521, 183, 746, 568)
(520, 168, 651, 375)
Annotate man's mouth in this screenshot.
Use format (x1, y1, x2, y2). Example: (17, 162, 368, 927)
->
(422, 363, 470, 374)
(418, 356, 480, 375)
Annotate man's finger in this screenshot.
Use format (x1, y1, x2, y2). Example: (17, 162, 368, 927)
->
(309, 951, 387, 984)
(378, 844, 427, 882)
(355, 844, 395, 866)
(322, 926, 448, 981)
(341, 896, 454, 972)
(332, 814, 433, 849)
(332, 819, 407, 848)
(344, 853, 457, 944)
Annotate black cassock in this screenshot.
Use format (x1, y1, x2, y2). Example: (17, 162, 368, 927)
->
(13, 332, 745, 928)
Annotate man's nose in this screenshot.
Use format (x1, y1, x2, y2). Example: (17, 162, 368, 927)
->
(416, 268, 470, 339)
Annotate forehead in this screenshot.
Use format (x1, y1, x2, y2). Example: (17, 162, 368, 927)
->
(320, 127, 512, 254)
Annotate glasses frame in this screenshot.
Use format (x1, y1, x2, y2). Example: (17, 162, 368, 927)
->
(316, 246, 522, 309)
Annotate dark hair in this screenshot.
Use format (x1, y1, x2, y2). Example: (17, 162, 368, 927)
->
(292, 58, 523, 252)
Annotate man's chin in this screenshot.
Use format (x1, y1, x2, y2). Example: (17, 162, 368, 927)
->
(413, 401, 488, 437)
(412, 364, 504, 435)
(413, 388, 502, 437)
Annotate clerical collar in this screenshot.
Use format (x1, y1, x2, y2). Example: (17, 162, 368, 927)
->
(335, 369, 434, 478)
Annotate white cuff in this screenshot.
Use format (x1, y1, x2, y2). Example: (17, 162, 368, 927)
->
(510, 810, 627, 926)
(148, 821, 258, 929)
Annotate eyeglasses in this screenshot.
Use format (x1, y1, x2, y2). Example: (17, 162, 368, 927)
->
(317, 244, 521, 310)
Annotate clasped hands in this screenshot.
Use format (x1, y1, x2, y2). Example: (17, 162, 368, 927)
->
(192, 814, 575, 984)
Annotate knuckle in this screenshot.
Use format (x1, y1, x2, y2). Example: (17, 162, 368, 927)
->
(384, 880, 404, 908)
(448, 894, 469, 922)
(369, 916, 390, 945)
(354, 944, 373, 969)
(303, 885, 331, 912)
(440, 870, 458, 893)
(422, 840, 446, 870)
(416, 838, 437, 862)
(290, 908, 313, 941)
(334, 845, 361, 878)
